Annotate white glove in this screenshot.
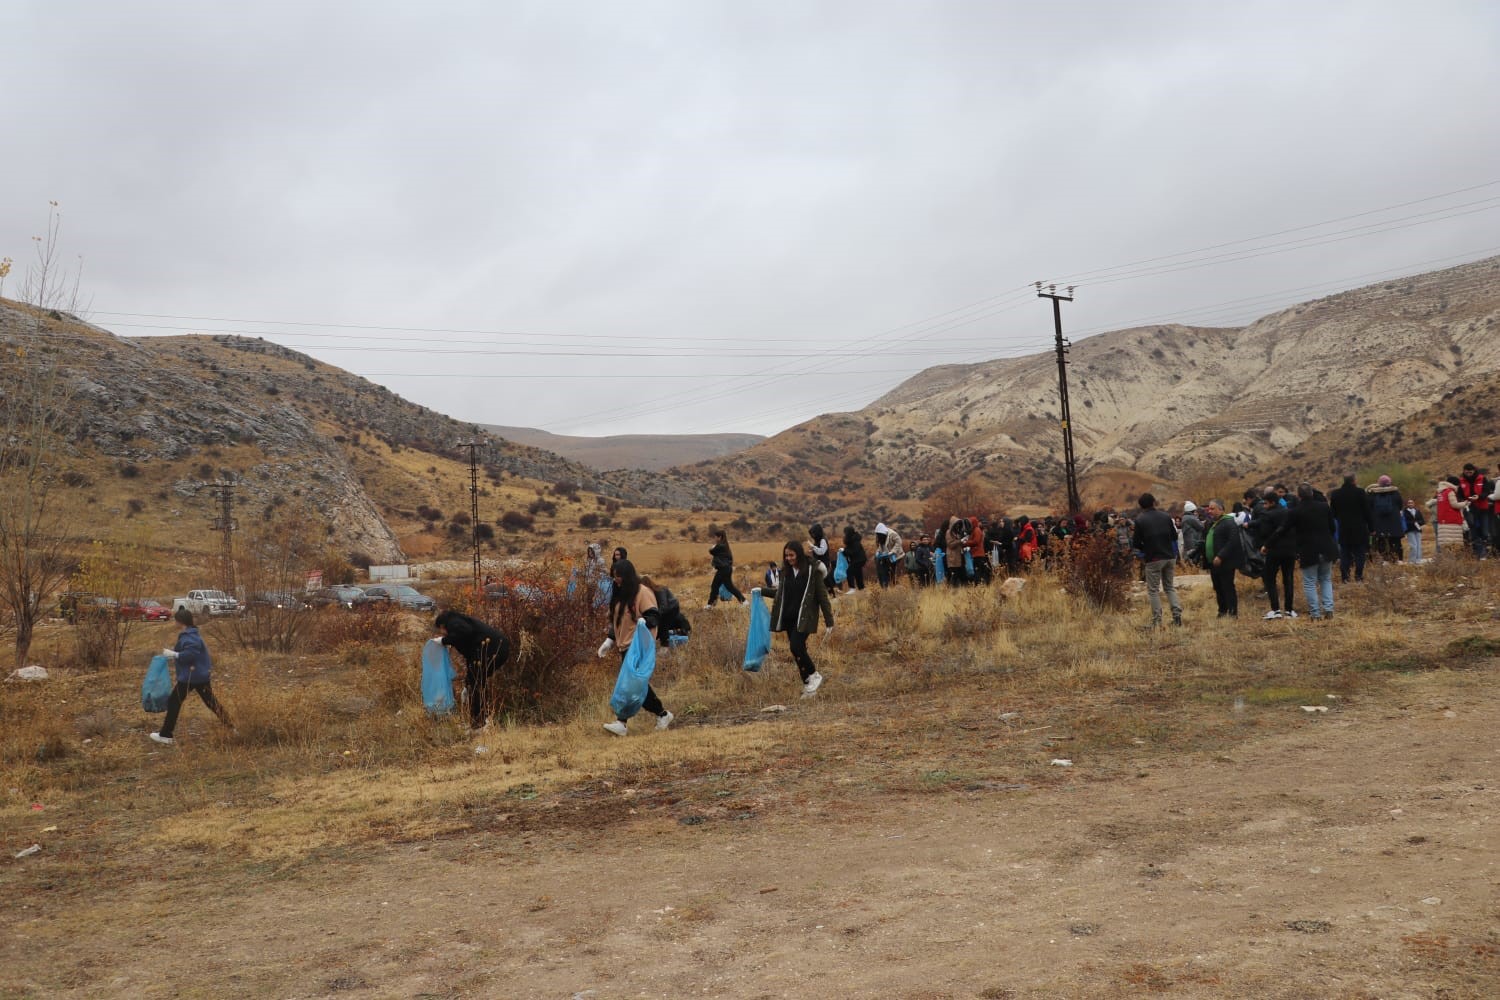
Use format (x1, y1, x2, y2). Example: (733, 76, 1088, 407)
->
(597, 637, 615, 658)
(822, 625, 834, 639)
(161, 648, 179, 659)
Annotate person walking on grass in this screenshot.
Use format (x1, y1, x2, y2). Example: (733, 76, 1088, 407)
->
(1253, 488, 1298, 620)
(434, 609, 512, 734)
(150, 608, 233, 745)
(600, 559, 673, 736)
(1270, 482, 1339, 621)
(1132, 493, 1181, 629)
(1202, 499, 1244, 618)
(703, 530, 746, 609)
(770, 540, 834, 698)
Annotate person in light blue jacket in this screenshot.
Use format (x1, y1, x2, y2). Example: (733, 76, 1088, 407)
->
(151, 608, 233, 744)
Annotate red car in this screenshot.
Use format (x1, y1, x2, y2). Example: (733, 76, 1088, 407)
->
(120, 599, 172, 622)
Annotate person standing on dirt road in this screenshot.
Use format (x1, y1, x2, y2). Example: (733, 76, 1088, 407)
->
(434, 610, 512, 734)
(150, 608, 233, 745)
(704, 530, 747, 609)
(770, 540, 834, 698)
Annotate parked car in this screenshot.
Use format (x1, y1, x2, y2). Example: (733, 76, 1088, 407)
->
(173, 590, 241, 617)
(247, 591, 308, 612)
(119, 598, 172, 622)
(306, 586, 368, 610)
(360, 584, 435, 612)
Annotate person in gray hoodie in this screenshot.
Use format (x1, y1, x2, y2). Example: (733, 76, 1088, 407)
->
(1179, 501, 1206, 567)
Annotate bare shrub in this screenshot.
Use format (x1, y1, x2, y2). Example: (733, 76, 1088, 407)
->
(310, 604, 407, 652)
(1057, 529, 1134, 612)
(921, 478, 1005, 536)
(481, 564, 607, 722)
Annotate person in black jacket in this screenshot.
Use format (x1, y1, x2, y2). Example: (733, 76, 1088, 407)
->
(1132, 493, 1181, 628)
(1252, 488, 1298, 619)
(841, 525, 868, 592)
(704, 530, 746, 609)
(1270, 482, 1339, 620)
(434, 610, 511, 732)
(1328, 473, 1373, 582)
(1202, 499, 1244, 618)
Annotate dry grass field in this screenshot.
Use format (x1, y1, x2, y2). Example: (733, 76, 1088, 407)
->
(3, 555, 1499, 998)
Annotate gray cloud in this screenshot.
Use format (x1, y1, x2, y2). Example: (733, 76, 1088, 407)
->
(3, 0, 1497, 436)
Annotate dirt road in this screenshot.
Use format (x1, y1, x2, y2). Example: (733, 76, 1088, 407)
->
(5, 670, 1498, 999)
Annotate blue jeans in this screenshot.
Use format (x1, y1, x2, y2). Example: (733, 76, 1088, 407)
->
(1300, 559, 1334, 619)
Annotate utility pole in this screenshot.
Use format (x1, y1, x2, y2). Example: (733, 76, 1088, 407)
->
(1036, 282, 1081, 516)
(206, 477, 238, 593)
(459, 439, 482, 599)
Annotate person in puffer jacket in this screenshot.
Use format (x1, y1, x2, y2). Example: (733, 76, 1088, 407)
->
(150, 608, 233, 745)
(873, 522, 904, 588)
(770, 540, 835, 698)
(1366, 475, 1405, 563)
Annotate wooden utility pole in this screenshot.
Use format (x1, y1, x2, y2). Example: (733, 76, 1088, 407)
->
(459, 440, 482, 598)
(1036, 282, 1081, 515)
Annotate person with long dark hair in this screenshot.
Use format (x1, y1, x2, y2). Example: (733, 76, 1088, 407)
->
(601, 559, 673, 736)
(434, 609, 512, 733)
(841, 525, 868, 592)
(770, 540, 834, 697)
(807, 523, 833, 576)
(703, 530, 747, 609)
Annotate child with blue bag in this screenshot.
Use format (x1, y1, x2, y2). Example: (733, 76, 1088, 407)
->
(150, 608, 233, 745)
(598, 559, 674, 736)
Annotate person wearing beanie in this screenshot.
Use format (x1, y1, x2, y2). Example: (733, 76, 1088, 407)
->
(150, 608, 233, 745)
(1366, 473, 1405, 563)
(1179, 501, 1206, 567)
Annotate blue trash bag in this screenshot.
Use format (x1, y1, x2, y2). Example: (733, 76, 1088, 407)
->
(964, 549, 975, 577)
(743, 588, 771, 672)
(718, 583, 734, 602)
(934, 550, 946, 584)
(421, 639, 456, 716)
(834, 550, 848, 585)
(595, 577, 613, 608)
(608, 619, 658, 720)
(142, 655, 173, 713)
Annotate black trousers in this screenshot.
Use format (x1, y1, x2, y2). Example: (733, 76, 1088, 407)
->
(465, 637, 511, 728)
(786, 629, 817, 682)
(159, 681, 231, 737)
(707, 567, 745, 605)
(1210, 564, 1239, 616)
(1262, 555, 1297, 612)
(1339, 538, 1368, 582)
(846, 562, 866, 590)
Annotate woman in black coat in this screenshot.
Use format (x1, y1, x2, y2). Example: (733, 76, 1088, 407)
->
(1252, 490, 1298, 619)
(704, 530, 747, 609)
(841, 525, 868, 592)
(1270, 483, 1340, 621)
(434, 610, 511, 732)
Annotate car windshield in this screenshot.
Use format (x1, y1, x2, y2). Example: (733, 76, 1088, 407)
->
(392, 586, 421, 597)
(203, 591, 228, 600)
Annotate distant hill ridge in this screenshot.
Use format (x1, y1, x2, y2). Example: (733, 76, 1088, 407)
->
(487, 425, 763, 472)
(684, 254, 1500, 510)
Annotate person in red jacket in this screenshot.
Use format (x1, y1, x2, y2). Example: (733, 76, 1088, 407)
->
(1459, 463, 1491, 557)
(1431, 476, 1467, 557)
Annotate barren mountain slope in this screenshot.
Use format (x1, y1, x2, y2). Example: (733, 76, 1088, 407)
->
(487, 425, 763, 472)
(690, 255, 1500, 505)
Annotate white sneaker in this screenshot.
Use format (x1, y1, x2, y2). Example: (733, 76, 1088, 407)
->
(602, 720, 628, 737)
(655, 711, 674, 731)
(701, 604, 714, 611)
(149, 732, 175, 745)
(1263, 610, 1282, 620)
(802, 672, 823, 697)
(1285, 610, 1298, 618)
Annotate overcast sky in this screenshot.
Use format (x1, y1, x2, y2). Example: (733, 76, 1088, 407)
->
(3, 1, 1498, 437)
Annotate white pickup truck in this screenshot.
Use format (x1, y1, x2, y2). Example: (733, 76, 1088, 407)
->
(172, 589, 241, 617)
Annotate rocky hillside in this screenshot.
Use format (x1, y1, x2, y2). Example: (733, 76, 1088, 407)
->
(0, 301, 714, 564)
(690, 255, 1500, 508)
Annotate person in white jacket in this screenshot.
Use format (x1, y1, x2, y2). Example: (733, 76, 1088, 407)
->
(873, 522, 905, 588)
